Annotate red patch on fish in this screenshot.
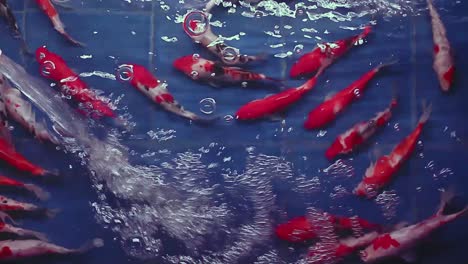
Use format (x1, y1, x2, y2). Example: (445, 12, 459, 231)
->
(434, 44, 440, 54)
(0, 246, 13, 258)
(372, 234, 400, 250)
(155, 93, 175, 104)
(443, 66, 455, 85)
(335, 244, 353, 257)
(189, 20, 199, 32)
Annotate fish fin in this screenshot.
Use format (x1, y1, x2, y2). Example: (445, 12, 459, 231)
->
(0, 211, 18, 226)
(324, 91, 336, 101)
(400, 250, 417, 263)
(436, 187, 457, 216)
(44, 208, 61, 219)
(77, 238, 105, 253)
(51, 0, 73, 10)
(418, 100, 432, 125)
(28, 230, 49, 241)
(268, 113, 286, 122)
(24, 184, 50, 201)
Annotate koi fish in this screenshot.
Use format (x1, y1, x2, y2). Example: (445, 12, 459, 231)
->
(326, 96, 398, 160)
(173, 54, 281, 88)
(117, 63, 216, 123)
(354, 103, 432, 198)
(0, 195, 56, 217)
(35, 47, 116, 119)
(183, 10, 263, 66)
(0, 73, 58, 144)
(0, 0, 30, 54)
(308, 232, 380, 264)
(290, 26, 372, 78)
(276, 214, 380, 243)
(0, 212, 48, 240)
(0, 238, 103, 261)
(35, 0, 84, 46)
(304, 61, 395, 130)
(235, 70, 323, 120)
(0, 175, 49, 200)
(360, 190, 467, 263)
(427, 0, 455, 92)
(0, 124, 53, 177)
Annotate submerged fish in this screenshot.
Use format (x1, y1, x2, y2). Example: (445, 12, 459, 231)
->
(427, 0, 455, 92)
(35, 47, 116, 119)
(276, 214, 380, 243)
(354, 103, 432, 198)
(0, 238, 103, 261)
(173, 54, 281, 88)
(326, 96, 398, 160)
(0, 195, 56, 217)
(0, 175, 49, 200)
(0, 0, 30, 54)
(118, 63, 216, 124)
(235, 70, 323, 120)
(0, 73, 58, 144)
(0, 212, 48, 240)
(360, 190, 467, 263)
(304, 61, 395, 130)
(183, 10, 263, 66)
(35, 0, 84, 46)
(290, 26, 372, 78)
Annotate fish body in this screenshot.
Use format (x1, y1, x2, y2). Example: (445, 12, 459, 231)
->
(0, 238, 103, 261)
(360, 191, 467, 263)
(276, 215, 380, 243)
(326, 97, 397, 160)
(35, 47, 115, 119)
(290, 26, 371, 78)
(0, 74, 58, 144)
(0, 0, 29, 53)
(304, 62, 394, 130)
(0, 212, 47, 240)
(35, 0, 84, 46)
(118, 63, 214, 123)
(428, 0, 455, 92)
(0, 195, 45, 214)
(173, 54, 279, 88)
(354, 103, 432, 198)
(236, 72, 321, 120)
(0, 175, 49, 200)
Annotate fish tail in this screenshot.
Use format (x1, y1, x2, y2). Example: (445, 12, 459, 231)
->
(376, 59, 398, 72)
(61, 32, 86, 47)
(76, 238, 105, 253)
(418, 100, 432, 125)
(21, 228, 49, 241)
(24, 183, 50, 201)
(44, 208, 60, 219)
(436, 187, 456, 216)
(360, 25, 372, 38)
(0, 211, 17, 225)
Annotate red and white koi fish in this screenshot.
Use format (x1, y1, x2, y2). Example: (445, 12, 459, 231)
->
(183, 10, 263, 66)
(35, 0, 84, 46)
(173, 54, 281, 88)
(276, 214, 380, 243)
(0, 0, 30, 54)
(304, 61, 395, 130)
(235, 70, 323, 120)
(326, 97, 398, 160)
(308, 232, 380, 264)
(354, 103, 432, 198)
(0, 176, 49, 200)
(0, 74, 58, 144)
(427, 0, 455, 92)
(0, 238, 103, 261)
(360, 190, 467, 263)
(0, 212, 48, 240)
(0, 195, 56, 217)
(118, 63, 216, 123)
(290, 26, 372, 78)
(0, 124, 52, 177)
(35, 47, 116, 119)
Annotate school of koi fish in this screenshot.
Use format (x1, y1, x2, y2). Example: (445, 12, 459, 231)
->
(0, 0, 464, 263)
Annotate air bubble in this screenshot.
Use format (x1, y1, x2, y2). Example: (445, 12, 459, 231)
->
(199, 98, 216, 114)
(353, 88, 361, 98)
(183, 11, 209, 37)
(221, 46, 240, 64)
(40, 60, 56, 77)
(255, 11, 263, 18)
(293, 44, 304, 54)
(192, 53, 200, 61)
(117, 64, 134, 82)
(190, 71, 199, 80)
(224, 115, 234, 124)
(296, 7, 305, 16)
(241, 82, 248, 88)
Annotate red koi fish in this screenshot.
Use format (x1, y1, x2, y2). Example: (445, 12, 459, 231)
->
(35, 47, 116, 119)
(235, 70, 323, 120)
(173, 54, 281, 88)
(35, 0, 84, 46)
(0, 238, 103, 261)
(354, 103, 432, 198)
(118, 63, 216, 123)
(308, 232, 380, 264)
(276, 214, 380, 243)
(427, 0, 455, 92)
(290, 26, 372, 78)
(0, 73, 58, 144)
(304, 61, 395, 130)
(0, 195, 56, 217)
(360, 190, 467, 263)
(326, 97, 398, 160)
(0, 176, 49, 200)
(0, 212, 48, 240)
(0, 124, 52, 177)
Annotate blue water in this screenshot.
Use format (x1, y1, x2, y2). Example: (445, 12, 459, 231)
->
(1, 0, 468, 263)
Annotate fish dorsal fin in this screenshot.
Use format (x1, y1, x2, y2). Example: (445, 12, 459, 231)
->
(400, 250, 417, 263)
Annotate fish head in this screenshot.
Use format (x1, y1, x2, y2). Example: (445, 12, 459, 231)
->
(290, 49, 323, 78)
(35, 46, 50, 64)
(325, 140, 344, 160)
(173, 55, 211, 79)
